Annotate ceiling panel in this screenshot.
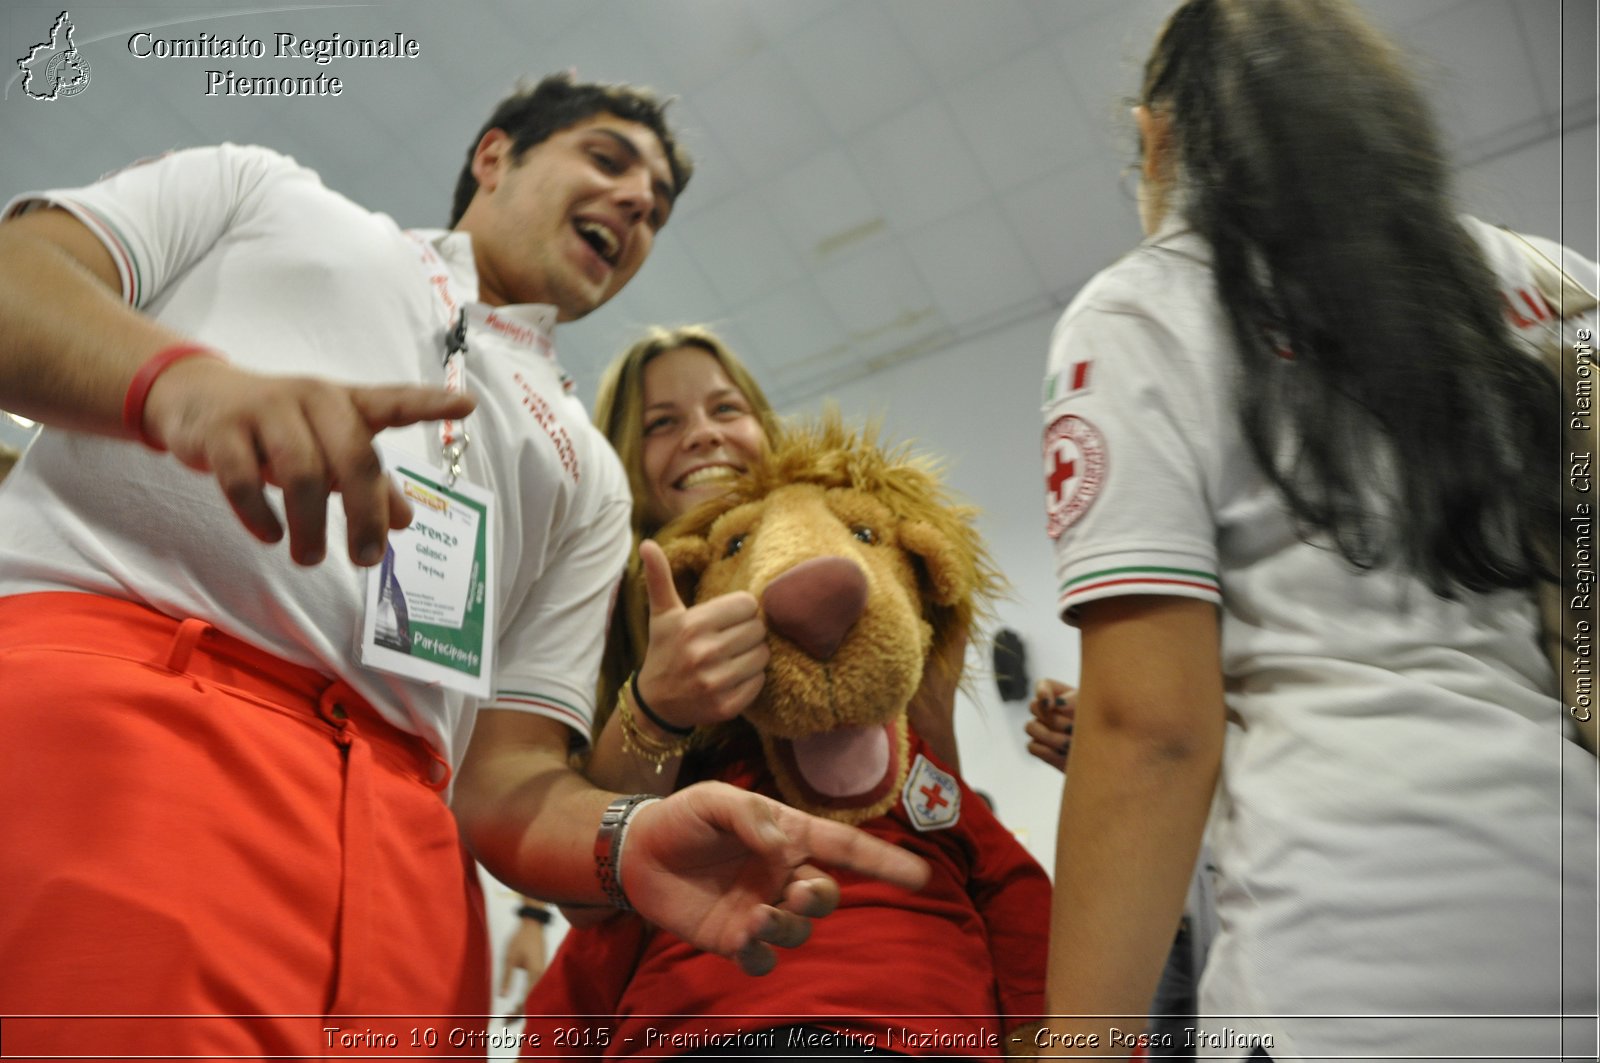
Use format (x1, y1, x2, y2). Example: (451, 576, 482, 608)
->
(655, 99, 745, 221)
(768, 147, 887, 265)
(883, 0, 1041, 85)
(623, 0, 767, 94)
(814, 238, 943, 346)
(729, 279, 851, 386)
(604, 229, 724, 327)
(682, 187, 807, 306)
(1407, 0, 1550, 154)
(1054, 2, 1174, 156)
(847, 97, 992, 234)
(1359, 0, 1474, 33)
(780, 3, 932, 139)
(742, 0, 844, 44)
(904, 199, 1043, 324)
(691, 48, 832, 183)
(1, 0, 1591, 418)
(946, 44, 1099, 194)
(1516, 0, 1600, 124)
(1002, 157, 1143, 303)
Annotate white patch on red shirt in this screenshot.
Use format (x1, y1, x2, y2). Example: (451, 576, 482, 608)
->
(1043, 414, 1107, 539)
(901, 754, 960, 832)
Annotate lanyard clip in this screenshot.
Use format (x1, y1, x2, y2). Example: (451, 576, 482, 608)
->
(445, 309, 468, 362)
(444, 431, 469, 489)
(440, 308, 470, 487)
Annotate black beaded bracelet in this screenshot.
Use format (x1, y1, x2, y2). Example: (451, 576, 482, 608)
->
(516, 903, 552, 925)
(630, 671, 694, 737)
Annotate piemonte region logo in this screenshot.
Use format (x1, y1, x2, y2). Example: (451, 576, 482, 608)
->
(18, 11, 92, 101)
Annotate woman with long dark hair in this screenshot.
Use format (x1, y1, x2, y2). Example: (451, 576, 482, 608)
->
(1039, 1, 1596, 1057)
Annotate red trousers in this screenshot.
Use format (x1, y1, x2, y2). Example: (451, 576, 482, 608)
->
(0, 592, 490, 1060)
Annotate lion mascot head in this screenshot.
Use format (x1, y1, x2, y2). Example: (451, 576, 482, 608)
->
(656, 414, 1001, 823)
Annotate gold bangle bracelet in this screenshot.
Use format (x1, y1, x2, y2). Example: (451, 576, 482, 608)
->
(617, 685, 691, 773)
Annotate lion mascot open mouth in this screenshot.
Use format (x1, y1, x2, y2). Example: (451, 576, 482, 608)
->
(657, 414, 997, 824)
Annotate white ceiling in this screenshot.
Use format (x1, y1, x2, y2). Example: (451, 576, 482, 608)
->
(2, 0, 1595, 423)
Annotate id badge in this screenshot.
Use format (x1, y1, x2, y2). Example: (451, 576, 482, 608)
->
(359, 443, 496, 698)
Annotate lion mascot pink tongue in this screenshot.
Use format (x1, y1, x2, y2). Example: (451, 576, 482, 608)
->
(521, 416, 1049, 1061)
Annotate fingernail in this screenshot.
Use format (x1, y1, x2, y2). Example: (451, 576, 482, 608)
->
(359, 543, 383, 566)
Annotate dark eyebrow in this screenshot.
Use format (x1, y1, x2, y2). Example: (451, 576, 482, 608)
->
(593, 128, 677, 212)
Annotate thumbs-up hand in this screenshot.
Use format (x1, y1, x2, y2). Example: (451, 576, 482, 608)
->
(632, 538, 770, 734)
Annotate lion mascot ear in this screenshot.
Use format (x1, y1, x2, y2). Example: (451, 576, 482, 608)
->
(897, 519, 975, 608)
(659, 535, 713, 605)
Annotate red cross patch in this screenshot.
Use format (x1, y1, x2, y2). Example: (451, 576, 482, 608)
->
(901, 754, 960, 832)
(1043, 414, 1107, 539)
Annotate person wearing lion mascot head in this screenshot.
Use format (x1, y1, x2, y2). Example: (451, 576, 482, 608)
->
(521, 413, 1048, 1060)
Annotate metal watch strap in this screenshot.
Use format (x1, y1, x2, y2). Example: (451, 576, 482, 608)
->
(594, 793, 661, 911)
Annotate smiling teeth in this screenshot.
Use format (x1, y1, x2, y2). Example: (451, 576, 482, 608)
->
(575, 220, 619, 264)
(678, 466, 737, 489)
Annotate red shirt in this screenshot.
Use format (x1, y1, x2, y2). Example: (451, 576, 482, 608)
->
(523, 728, 1048, 1060)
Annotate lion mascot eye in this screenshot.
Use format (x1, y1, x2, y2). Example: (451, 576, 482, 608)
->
(724, 533, 747, 559)
(851, 525, 877, 545)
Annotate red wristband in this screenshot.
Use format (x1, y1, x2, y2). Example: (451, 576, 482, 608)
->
(121, 344, 220, 450)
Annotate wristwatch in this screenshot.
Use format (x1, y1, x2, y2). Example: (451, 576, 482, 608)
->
(594, 793, 661, 911)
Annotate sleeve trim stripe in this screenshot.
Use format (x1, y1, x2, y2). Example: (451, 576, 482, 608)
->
(65, 201, 142, 306)
(489, 695, 589, 731)
(1061, 574, 1222, 600)
(499, 689, 585, 714)
(1061, 564, 1218, 592)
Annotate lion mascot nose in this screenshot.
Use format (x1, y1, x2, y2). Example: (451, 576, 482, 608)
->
(761, 556, 869, 661)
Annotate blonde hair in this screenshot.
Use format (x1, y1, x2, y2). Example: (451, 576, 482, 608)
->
(590, 325, 781, 739)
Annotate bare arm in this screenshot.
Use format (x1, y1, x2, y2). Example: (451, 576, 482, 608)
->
(454, 709, 929, 976)
(586, 690, 692, 793)
(1044, 596, 1224, 1056)
(0, 208, 474, 566)
(455, 710, 631, 902)
(0, 207, 175, 433)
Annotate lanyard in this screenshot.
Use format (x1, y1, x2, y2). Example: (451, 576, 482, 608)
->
(406, 231, 564, 485)
(406, 231, 473, 487)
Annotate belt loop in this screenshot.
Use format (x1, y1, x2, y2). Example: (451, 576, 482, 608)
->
(317, 684, 354, 738)
(424, 746, 452, 793)
(164, 618, 210, 673)
(318, 681, 449, 789)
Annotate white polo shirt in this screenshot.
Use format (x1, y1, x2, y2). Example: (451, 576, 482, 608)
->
(0, 144, 633, 765)
(1042, 215, 1598, 1060)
